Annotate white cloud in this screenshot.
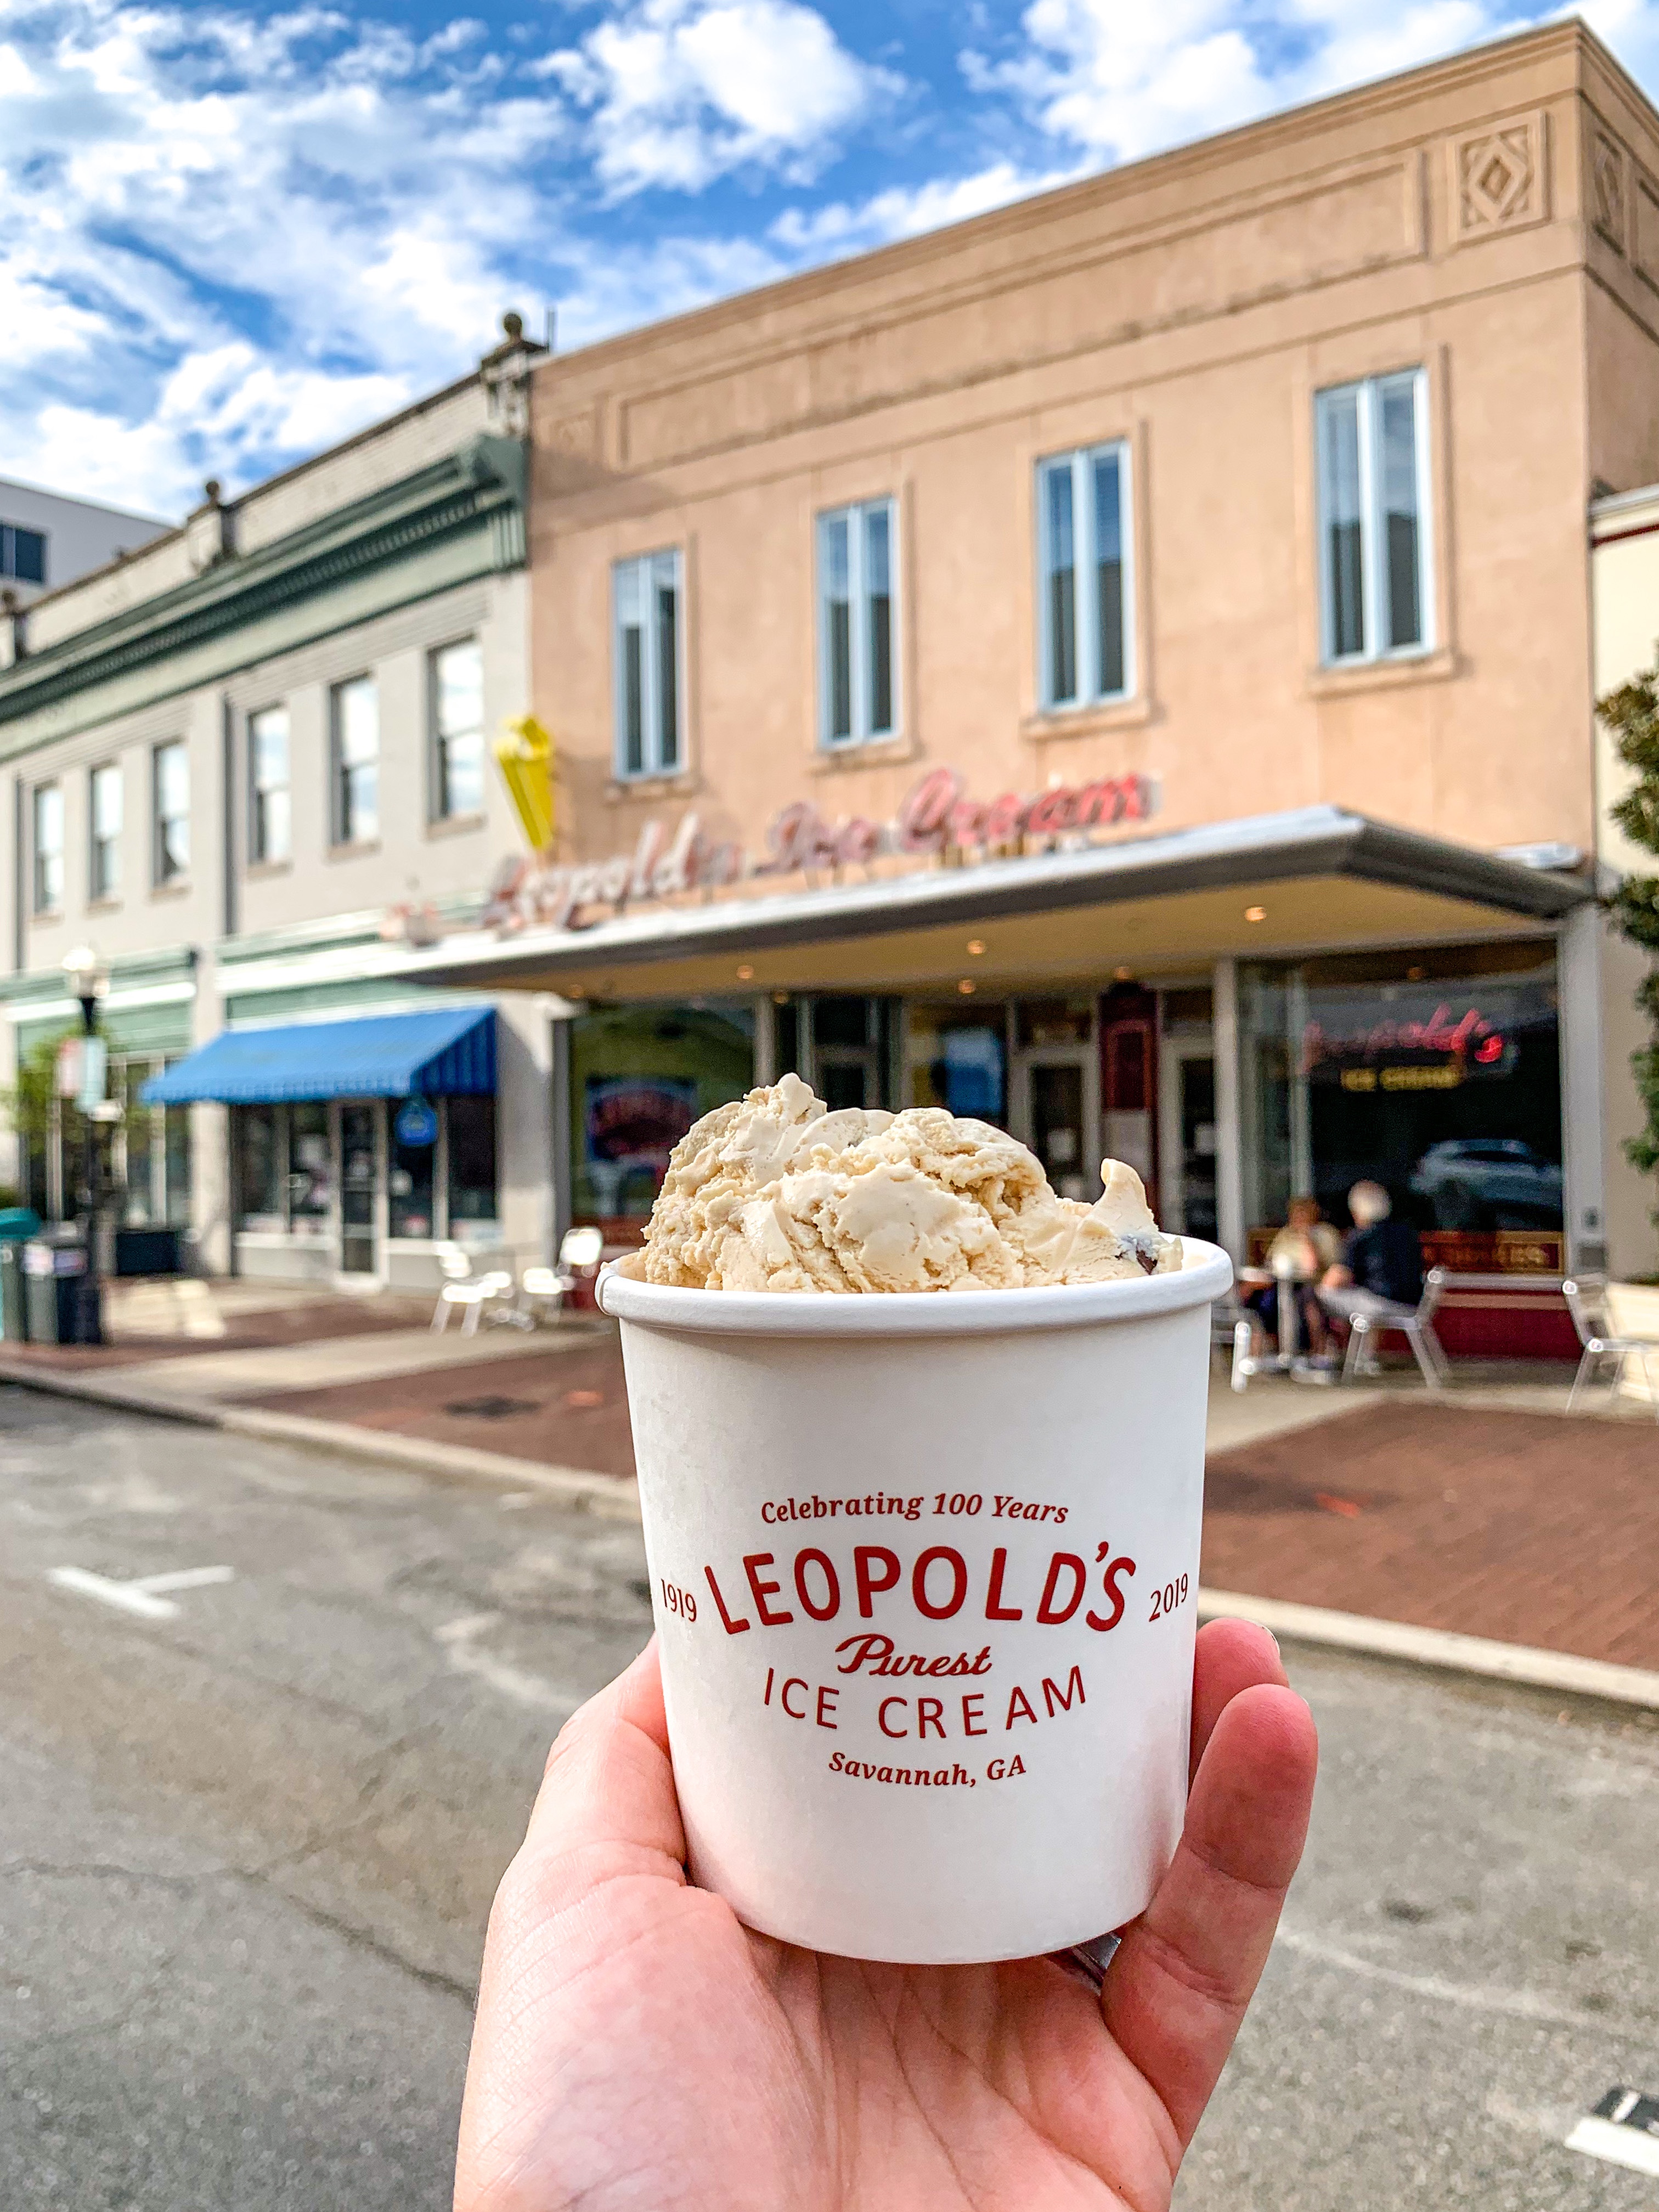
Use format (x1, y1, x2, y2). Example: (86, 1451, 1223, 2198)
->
(969, 0, 1620, 166)
(549, 0, 900, 195)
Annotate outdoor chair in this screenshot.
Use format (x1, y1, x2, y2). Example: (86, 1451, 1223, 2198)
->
(1209, 1290, 1257, 1392)
(430, 1243, 516, 1335)
(1564, 1277, 1659, 1417)
(1325, 1266, 1451, 1389)
(517, 1224, 606, 1326)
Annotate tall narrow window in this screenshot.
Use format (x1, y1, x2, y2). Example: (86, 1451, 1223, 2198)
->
(1037, 443, 1133, 711)
(432, 640, 484, 819)
(89, 763, 122, 900)
(612, 551, 682, 778)
(817, 498, 898, 748)
(331, 675, 379, 844)
(1315, 369, 1431, 664)
(153, 741, 189, 883)
(249, 705, 291, 864)
(32, 782, 63, 913)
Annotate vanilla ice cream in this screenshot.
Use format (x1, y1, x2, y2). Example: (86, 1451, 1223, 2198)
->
(640, 1074, 1181, 1292)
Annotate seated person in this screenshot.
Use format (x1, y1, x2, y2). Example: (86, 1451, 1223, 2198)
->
(1321, 1180, 1424, 1314)
(1248, 1197, 1341, 1354)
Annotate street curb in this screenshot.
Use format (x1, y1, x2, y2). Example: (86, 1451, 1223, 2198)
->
(1200, 1587, 1659, 1712)
(0, 1359, 642, 1522)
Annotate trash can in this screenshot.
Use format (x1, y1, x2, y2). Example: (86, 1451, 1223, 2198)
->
(0, 1210, 41, 1344)
(22, 1236, 89, 1345)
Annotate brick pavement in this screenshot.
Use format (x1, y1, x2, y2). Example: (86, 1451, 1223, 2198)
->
(241, 1340, 638, 1482)
(1202, 1402, 1659, 1671)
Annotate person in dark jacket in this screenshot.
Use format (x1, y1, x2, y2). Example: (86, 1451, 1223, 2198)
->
(1321, 1180, 1424, 1310)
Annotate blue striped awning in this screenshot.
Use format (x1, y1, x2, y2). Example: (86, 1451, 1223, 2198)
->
(141, 1007, 496, 1105)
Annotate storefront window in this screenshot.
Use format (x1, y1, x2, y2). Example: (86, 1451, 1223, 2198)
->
(289, 1104, 332, 1237)
(1241, 943, 1562, 1262)
(908, 1002, 1007, 1123)
(572, 1003, 754, 1226)
(446, 1096, 498, 1228)
(162, 1092, 191, 1228)
(235, 1105, 283, 1231)
(389, 1116, 437, 1238)
(120, 1060, 159, 1226)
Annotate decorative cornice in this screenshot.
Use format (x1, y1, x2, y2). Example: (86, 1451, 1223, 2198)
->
(0, 436, 527, 731)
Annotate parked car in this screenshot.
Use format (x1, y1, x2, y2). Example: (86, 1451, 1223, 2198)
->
(1409, 1138, 1564, 1227)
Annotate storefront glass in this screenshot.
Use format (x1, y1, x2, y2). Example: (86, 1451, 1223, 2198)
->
(389, 1108, 437, 1240)
(235, 1104, 283, 1231)
(290, 1104, 333, 1237)
(447, 1096, 498, 1227)
(907, 1001, 1008, 1121)
(1240, 941, 1562, 1261)
(570, 1002, 754, 1228)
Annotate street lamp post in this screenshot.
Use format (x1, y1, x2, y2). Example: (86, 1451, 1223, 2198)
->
(61, 945, 107, 1346)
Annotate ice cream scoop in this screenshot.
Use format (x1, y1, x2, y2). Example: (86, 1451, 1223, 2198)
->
(640, 1076, 1181, 1291)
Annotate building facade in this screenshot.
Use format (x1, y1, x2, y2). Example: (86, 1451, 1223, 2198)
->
(0, 477, 168, 609)
(410, 22, 1655, 1317)
(0, 321, 555, 1286)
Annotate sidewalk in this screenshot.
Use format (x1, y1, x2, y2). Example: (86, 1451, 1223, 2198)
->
(5, 1286, 1655, 1685)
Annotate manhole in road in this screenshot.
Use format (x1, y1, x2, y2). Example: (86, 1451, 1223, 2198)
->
(444, 1395, 541, 1420)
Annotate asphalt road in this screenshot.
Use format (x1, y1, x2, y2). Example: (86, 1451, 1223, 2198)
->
(2, 1384, 1656, 2211)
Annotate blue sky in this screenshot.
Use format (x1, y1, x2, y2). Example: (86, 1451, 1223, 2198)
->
(3, 0, 1655, 518)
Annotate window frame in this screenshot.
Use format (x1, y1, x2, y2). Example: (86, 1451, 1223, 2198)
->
(611, 549, 685, 782)
(1035, 440, 1135, 714)
(152, 740, 190, 885)
(1314, 367, 1434, 668)
(88, 761, 122, 902)
(429, 637, 486, 823)
(32, 780, 64, 915)
(1, 522, 47, 586)
(247, 703, 292, 866)
(816, 496, 900, 751)
(330, 674, 380, 848)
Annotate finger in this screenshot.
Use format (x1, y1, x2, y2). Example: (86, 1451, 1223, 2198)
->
(1189, 1617, 1286, 1784)
(1102, 1681, 1318, 2148)
(516, 1637, 686, 1898)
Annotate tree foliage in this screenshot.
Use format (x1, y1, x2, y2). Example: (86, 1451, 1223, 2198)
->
(1602, 655, 1659, 1181)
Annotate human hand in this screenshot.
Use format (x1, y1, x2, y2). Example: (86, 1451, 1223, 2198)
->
(455, 1620, 1317, 2212)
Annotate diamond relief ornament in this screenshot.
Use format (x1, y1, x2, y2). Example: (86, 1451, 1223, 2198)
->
(1457, 125, 1535, 233)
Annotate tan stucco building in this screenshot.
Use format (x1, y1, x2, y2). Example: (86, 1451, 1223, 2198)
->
(410, 19, 1656, 1311)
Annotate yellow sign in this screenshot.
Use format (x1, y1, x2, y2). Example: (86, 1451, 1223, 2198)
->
(493, 715, 556, 855)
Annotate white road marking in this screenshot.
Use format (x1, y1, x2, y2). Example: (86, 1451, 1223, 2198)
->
(1567, 2114, 1659, 2177)
(1273, 1923, 1615, 2033)
(47, 1564, 235, 1621)
(433, 1613, 576, 1717)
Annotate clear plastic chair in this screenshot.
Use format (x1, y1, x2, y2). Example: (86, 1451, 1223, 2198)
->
(517, 1224, 606, 1326)
(1564, 1278, 1659, 1416)
(1325, 1267, 1450, 1387)
(431, 1242, 515, 1335)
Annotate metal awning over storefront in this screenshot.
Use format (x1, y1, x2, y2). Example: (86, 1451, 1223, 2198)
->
(142, 1007, 496, 1105)
(407, 805, 1596, 1003)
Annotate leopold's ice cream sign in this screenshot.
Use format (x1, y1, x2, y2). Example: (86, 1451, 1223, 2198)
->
(478, 765, 1157, 936)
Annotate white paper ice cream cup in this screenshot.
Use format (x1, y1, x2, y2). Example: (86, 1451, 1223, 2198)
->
(598, 1238, 1232, 1965)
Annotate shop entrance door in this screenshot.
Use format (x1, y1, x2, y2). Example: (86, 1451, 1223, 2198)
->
(1157, 1040, 1218, 1240)
(338, 1102, 381, 1276)
(810, 996, 883, 1110)
(1012, 1048, 1099, 1202)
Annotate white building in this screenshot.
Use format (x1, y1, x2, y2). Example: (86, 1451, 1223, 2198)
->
(0, 318, 557, 1288)
(0, 477, 169, 608)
